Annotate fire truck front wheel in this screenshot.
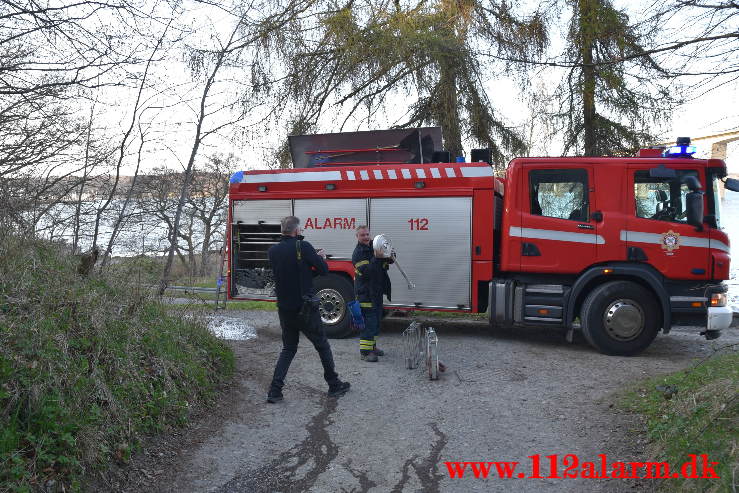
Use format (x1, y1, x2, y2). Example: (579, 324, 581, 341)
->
(581, 281, 659, 356)
(314, 274, 355, 338)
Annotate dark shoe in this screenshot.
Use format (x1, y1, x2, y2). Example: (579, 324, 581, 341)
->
(360, 351, 378, 362)
(328, 381, 351, 398)
(374, 348, 385, 356)
(267, 393, 283, 404)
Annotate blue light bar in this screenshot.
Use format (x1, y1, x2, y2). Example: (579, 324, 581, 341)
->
(663, 145, 696, 158)
(229, 171, 244, 183)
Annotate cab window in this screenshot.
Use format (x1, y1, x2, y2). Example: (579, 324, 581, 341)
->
(529, 169, 589, 222)
(634, 170, 698, 222)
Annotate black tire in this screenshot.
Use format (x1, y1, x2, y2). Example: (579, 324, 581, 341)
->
(581, 281, 659, 356)
(314, 274, 355, 338)
(574, 316, 595, 348)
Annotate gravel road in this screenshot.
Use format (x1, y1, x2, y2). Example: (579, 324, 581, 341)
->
(107, 311, 739, 493)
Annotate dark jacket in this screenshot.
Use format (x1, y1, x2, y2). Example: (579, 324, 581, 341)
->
(268, 235, 328, 310)
(352, 242, 392, 305)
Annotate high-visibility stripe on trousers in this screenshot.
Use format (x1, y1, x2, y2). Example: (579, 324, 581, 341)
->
(359, 339, 375, 351)
(359, 300, 382, 353)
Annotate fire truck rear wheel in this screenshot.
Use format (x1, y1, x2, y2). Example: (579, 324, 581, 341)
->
(581, 281, 659, 356)
(314, 274, 355, 339)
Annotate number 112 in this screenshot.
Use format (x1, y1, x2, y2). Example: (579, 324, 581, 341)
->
(408, 218, 429, 230)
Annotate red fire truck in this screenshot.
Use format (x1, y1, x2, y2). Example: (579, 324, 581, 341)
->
(227, 130, 737, 355)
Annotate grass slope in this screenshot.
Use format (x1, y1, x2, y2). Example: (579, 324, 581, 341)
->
(0, 238, 234, 491)
(622, 350, 738, 492)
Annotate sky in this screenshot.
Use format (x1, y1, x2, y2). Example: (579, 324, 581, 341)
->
(666, 87, 739, 172)
(94, 0, 739, 176)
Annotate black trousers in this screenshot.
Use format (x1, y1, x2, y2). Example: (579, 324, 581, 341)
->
(269, 307, 340, 394)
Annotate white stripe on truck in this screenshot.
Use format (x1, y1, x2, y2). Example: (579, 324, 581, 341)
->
(619, 230, 730, 253)
(509, 226, 605, 245)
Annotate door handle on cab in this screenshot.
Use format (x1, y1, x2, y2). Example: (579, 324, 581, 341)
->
(591, 211, 603, 222)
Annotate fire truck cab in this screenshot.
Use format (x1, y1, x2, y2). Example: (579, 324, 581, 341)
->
(227, 132, 737, 355)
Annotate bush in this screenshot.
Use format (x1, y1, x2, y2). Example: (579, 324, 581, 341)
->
(108, 255, 163, 285)
(0, 237, 234, 491)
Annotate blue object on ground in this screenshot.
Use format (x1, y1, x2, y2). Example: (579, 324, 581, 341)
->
(347, 300, 365, 330)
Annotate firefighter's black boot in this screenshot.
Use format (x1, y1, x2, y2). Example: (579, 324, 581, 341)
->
(328, 381, 351, 397)
(360, 339, 377, 361)
(266, 390, 283, 404)
(373, 338, 384, 356)
(360, 351, 378, 362)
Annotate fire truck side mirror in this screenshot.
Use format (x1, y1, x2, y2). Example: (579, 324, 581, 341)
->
(724, 177, 739, 192)
(682, 175, 702, 192)
(685, 191, 704, 231)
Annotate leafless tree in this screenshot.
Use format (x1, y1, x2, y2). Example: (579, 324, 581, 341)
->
(0, 1, 172, 237)
(648, 0, 739, 103)
(188, 154, 236, 277)
(158, 0, 316, 294)
(140, 166, 180, 254)
(93, 20, 172, 255)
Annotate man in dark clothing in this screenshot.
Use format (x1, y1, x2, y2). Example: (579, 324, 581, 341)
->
(352, 225, 392, 362)
(266, 216, 350, 403)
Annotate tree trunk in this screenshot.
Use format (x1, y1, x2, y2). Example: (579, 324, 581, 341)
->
(100, 135, 144, 269)
(199, 222, 212, 278)
(438, 55, 463, 158)
(158, 56, 226, 295)
(73, 106, 94, 254)
(157, 15, 258, 294)
(580, 0, 597, 156)
(101, 26, 168, 267)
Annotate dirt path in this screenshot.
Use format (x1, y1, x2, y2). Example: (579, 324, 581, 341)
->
(99, 312, 739, 492)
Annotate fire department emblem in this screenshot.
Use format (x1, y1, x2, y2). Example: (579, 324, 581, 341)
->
(661, 230, 680, 252)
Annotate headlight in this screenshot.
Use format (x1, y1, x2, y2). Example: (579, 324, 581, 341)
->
(709, 293, 727, 307)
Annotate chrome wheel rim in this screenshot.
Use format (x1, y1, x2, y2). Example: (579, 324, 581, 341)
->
(318, 288, 345, 325)
(603, 299, 644, 341)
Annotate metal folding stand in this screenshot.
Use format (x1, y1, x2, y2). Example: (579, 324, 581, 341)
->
(403, 321, 422, 369)
(402, 321, 440, 380)
(426, 327, 439, 380)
